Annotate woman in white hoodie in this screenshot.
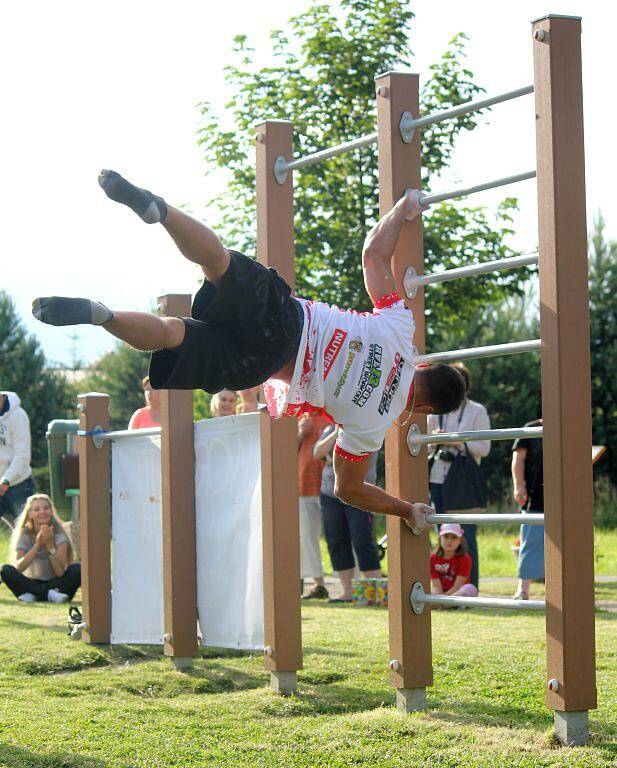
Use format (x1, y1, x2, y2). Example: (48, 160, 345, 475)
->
(0, 391, 34, 523)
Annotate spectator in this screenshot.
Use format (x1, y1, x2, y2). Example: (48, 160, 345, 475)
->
(427, 363, 490, 589)
(314, 426, 382, 603)
(210, 389, 238, 418)
(237, 387, 260, 414)
(128, 376, 161, 429)
(298, 414, 330, 600)
(1, 493, 81, 603)
(0, 391, 35, 524)
(511, 418, 544, 600)
(430, 523, 477, 600)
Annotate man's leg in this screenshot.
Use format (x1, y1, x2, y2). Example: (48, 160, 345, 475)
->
(98, 170, 230, 285)
(33, 170, 231, 344)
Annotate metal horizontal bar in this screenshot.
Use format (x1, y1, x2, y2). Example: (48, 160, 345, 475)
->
(404, 253, 538, 296)
(101, 427, 162, 441)
(419, 170, 536, 206)
(410, 582, 545, 614)
(279, 131, 378, 175)
(413, 339, 541, 365)
(407, 425, 542, 456)
(406, 85, 534, 131)
(426, 513, 544, 525)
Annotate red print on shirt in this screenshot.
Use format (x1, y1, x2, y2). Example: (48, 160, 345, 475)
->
(323, 329, 347, 379)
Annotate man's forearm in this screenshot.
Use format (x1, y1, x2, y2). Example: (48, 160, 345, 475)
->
(363, 203, 407, 261)
(337, 480, 412, 519)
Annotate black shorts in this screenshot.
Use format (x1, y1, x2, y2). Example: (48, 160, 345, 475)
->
(149, 250, 303, 393)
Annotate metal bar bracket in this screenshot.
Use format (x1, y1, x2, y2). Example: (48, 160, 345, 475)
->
(404, 266, 419, 298)
(410, 582, 427, 615)
(399, 111, 415, 143)
(408, 423, 422, 457)
(274, 156, 289, 185)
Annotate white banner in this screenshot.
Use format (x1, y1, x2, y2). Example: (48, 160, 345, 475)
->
(108, 413, 264, 650)
(110, 434, 164, 644)
(195, 413, 264, 650)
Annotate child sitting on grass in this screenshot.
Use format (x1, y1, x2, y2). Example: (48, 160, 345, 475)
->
(430, 523, 477, 599)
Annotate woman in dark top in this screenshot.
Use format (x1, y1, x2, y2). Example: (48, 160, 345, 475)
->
(511, 419, 544, 600)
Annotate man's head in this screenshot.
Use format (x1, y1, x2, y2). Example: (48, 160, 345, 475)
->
(413, 363, 465, 415)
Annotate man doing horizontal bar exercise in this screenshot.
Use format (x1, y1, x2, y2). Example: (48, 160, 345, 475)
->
(33, 171, 464, 532)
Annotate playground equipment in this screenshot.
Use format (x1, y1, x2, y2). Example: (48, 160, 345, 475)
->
(76, 13, 594, 748)
(261, 13, 595, 747)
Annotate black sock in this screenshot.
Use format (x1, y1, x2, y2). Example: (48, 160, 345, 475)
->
(32, 297, 114, 326)
(98, 170, 167, 224)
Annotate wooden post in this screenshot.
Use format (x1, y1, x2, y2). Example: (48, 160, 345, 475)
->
(158, 294, 198, 669)
(255, 119, 302, 694)
(78, 393, 111, 644)
(376, 72, 433, 712)
(532, 15, 596, 746)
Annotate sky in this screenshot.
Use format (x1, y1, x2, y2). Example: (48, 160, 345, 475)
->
(3, 1, 614, 367)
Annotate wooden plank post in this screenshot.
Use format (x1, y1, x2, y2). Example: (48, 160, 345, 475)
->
(255, 119, 302, 694)
(376, 72, 433, 712)
(532, 15, 597, 746)
(158, 294, 198, 670)
(77, 392, 111, 644)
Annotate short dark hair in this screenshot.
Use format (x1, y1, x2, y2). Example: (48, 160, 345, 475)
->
(451, 362, 471, 394)
(423, 364, 465, 414)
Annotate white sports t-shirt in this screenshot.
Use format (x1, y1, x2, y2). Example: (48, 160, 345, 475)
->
(264, 292, 417, 459)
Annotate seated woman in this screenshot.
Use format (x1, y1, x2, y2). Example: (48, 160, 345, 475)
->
(430, 523, 477, 600)
(0, 494, 81, 603)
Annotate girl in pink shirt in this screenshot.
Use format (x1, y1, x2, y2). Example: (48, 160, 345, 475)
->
(128, 376, 161, 429)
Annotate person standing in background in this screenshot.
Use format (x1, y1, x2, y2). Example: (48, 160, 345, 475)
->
(298, 414, 330, 599)
(237, 387, 261, 414)
(210, 389, 238, 418)
(128, 376, 161, 429)
(511, 419, 544, 600)
(427, 363, 490, 590)
(0, 391, 34, 524)
(314, 425, 382, 603)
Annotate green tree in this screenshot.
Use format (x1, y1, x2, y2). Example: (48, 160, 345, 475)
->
(80, 344, 150, 431)
(197, 0, 531, 332)
(0, 292, 76, 470)
(589, 214, 617, 488)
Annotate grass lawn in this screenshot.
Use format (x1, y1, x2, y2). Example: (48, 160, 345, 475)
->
(0, 529, 616, 766)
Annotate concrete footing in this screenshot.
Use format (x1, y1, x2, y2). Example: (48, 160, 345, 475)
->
(396, 687, 427, 713)
(554, 710, 589, 746)
(171, 656, 194, 672)
(270, 671, 298, 696)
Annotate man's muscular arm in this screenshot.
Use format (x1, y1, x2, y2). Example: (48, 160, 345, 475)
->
(333, 451, 432, 532)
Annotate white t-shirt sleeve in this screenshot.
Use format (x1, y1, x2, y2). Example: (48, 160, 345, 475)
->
(336, 423, 388, 458)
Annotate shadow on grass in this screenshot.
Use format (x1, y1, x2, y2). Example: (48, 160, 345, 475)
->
(0, 742, 107, 768)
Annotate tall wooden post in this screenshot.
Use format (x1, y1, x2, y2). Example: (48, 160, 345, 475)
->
(158, 294, 198, 669)
(376, 72, 433, 712)
(254, 120, 302, 694)
(532, 15, 596, 746)
(78, 393, 111, 644)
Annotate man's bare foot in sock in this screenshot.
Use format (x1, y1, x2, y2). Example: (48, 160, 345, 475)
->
(98, 170, 168, 224)
(32, 297, 113, 326)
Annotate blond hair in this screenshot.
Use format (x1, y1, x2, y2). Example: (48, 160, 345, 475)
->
(10, 494, 75, 564)
(210, 389, 237, 417)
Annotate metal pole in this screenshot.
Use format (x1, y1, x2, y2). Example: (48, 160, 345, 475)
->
(413, 339, 540, 365)
(419, 170, 535, 206)
(407, 425, 542, 454)
(426, 513, 544, 526)
(100, 427, 162, 441)
(404, 85, 534, 132)
(410, 583, 545, 614)
(404, 253, 538, 297)
(274, 132, 378, 183)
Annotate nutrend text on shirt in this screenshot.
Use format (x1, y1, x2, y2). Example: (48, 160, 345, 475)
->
(323, 329, 347, 379)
